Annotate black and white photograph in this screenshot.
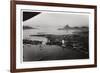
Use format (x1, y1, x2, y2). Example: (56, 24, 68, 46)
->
(11, 1, 97, 72)
(22, 11, 89, 62)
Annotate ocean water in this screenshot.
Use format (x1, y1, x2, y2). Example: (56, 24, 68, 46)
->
(23, 27, 80, 41)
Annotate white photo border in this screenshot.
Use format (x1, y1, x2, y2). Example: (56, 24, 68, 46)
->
(16, 4, 95, 69)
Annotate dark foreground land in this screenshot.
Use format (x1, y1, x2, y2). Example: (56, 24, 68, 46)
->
(23, 30, 89, 61)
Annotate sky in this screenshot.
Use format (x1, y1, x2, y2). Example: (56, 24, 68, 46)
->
(23, 12, 89, 28)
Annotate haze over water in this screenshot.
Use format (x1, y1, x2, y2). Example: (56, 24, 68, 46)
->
(23, 12, 88, 41)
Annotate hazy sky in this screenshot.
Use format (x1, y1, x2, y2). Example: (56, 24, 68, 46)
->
(23, 12, 89, 28)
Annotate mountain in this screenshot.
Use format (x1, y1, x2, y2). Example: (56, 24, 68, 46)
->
(63, 25, 71, 29)
(23, 26, 38, 30)
(58, 24, 72, 30)
(58, 24, 88, 30)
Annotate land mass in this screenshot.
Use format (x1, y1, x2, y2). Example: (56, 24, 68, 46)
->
(23, 26, 38, 30)
(58, 24, 88, 30)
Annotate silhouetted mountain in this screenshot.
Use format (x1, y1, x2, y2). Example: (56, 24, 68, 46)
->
(58, 24, 72, 30)
(58, 24, 88, 30)
(63, 25, 71, 29)
(23, 26, 37, 30)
